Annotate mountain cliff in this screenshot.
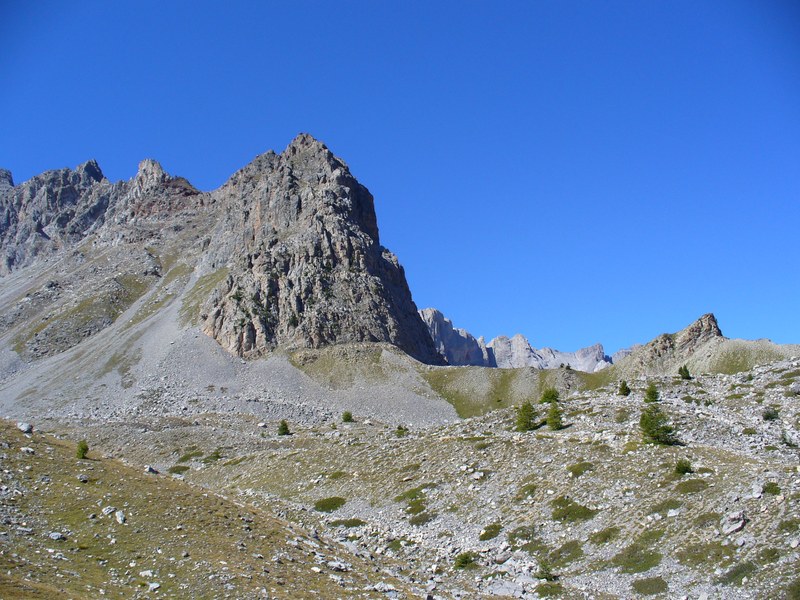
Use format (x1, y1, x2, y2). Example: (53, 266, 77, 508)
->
(0, 135, 441, 365)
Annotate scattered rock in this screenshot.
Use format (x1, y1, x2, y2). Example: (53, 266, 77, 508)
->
(16, 422, 32, 434)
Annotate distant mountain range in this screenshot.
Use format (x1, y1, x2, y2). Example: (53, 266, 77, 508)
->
(420, 307, 616, 372)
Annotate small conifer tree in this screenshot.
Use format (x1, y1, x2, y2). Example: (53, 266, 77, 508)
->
(618, 380, 631, 396)
(644, 382, 659, 403)
(547, 400, 564, 430)
(342, 411, 354, 423)
(639, 404, 677, 445)
(540, 388, 559, 404)
(278, 420, 290, 436)
(76, 440, 89, 459)
(678, 365, 691, 380)
(516, 401, 536, 432)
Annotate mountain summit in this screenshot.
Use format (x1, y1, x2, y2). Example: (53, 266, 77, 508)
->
(0, 134, 441, 364)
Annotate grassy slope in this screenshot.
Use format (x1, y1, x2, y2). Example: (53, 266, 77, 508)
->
(0, 420, 410, 599)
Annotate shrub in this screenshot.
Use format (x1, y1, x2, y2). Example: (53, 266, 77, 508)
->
(678, 365, 692, 380)
(675, 458, 694, 475)
(536, 560, 558, 581)
(454, 551, 477, 569)
(763, 481, 781, 495)
(314, 496, 346, 512)
(409, 511, 435, 526)
(515, 401, 537, 432)
(639, 404, 677, 445)
(342, 411, 354, 423)
(644, 383, 659, 403)
(717, 561, 756, 585)
(515, 482, 537, 501)
(330, 518, 366, 528)
(547, 401, 564, 431)
(278, 420, 290, 435)
(567, 461, 594, 478)
(167, 465, 190, 475)
(76, 440, 89, 459)
(763, 407, 779, 421)
(618, 380, 631, 396)
(540, 388, 559, 404)
(395, 424, 409, 437)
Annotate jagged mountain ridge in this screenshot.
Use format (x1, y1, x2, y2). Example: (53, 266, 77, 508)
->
(0, 134, 441, 364)
(420, 307, 612, 372)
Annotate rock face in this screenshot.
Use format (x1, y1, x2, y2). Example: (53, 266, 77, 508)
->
(0, 134, 442, 364)
(419, 308, 612, 372)
(199, 135, 441, 364)
(0, 159, 200, 275)
(618, 313, 724, 374)
(419, 308, 494, 366)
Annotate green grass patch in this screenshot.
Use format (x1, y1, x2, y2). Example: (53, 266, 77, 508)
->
(717, 561, 757, 586)
(676, 541, 734, 568)
(167, 465, 190, 475)
(548, 540, 583, 567)
(611, 544, 662, 573)
(675, 479, 708, 494)
(535, 582, 564, 597)
(409, 511, 435, 526)
(178, 450, 204, 463)
(314, 496, 346, 512)
(567, 461, 594, 478)
(454, 551, 477, 570)
(515, 482, 537, 501)
(479, 522, 502, 541)
(695, 512, 721, 527)
(551, 496, 597, 522)
(649, 498, 682, 515)
(330, 518, 366, 528)
(590, 526, 620, 544)
(632, 577, 668, 595)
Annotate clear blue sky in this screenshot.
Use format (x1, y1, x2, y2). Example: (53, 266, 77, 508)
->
(2, 1, 799, 353)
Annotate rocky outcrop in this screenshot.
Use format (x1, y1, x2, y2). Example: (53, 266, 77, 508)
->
(616, 313, 725, 375)
(419, 308, 494, 366)
(198, 134, 442, 364)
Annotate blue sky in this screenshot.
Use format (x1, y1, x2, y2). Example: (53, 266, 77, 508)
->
(2, 1, 799, 353)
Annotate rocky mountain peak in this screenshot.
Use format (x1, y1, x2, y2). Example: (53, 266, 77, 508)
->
(75, 159, 105, 184)
(134, 159, 168, 188)
(0, 169, 14, 190)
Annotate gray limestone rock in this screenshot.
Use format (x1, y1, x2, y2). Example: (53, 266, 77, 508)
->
(419, 308, 494, 366)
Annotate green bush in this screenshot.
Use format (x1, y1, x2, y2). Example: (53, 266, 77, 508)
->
(342, 411, 354, 423)
(763, 481, 781, 495)
(330, 518, 365, 528)
(547, 401, 564, 431)
(409, 511, 434, 526)
(516, 401, 537, 432)
(763, 407, 779, 421)
(618, 380, 631, 396)
(639, 404, 677, 445)
(536, 560, 558, 580)
(567, 461, 594, 478)
(644, 383, 659, 403)
(717, 561, 756, 585)
(454, 551, 477, 569)
(278, 420, 290, 435)
(675, 458, 694, 475)
(314, 496, 346, 512)
(167, 464, 190, 475)
(540, 388, 559, 404)
(395, 424, 409, 437)
(678, 365, 691, 380)
(76, 440, 89, 459)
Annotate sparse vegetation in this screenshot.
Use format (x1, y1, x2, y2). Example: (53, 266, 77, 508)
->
(567, 461, 593, 478)
(618, 380, 631, 396)
(590, 526, 620, 544)
(763, 481, 781, 495)
(678, 364, 691, 380)
(676, 479, 708, 494)
(611, 543, 662, 573)
(342, 410, 354, 423)
(330, 518, 366, 528)
(763, 407, 779, 421)
(278, 420, 291, 435)
(479, 522, 502, 541)
(675, 458, 693, 475)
